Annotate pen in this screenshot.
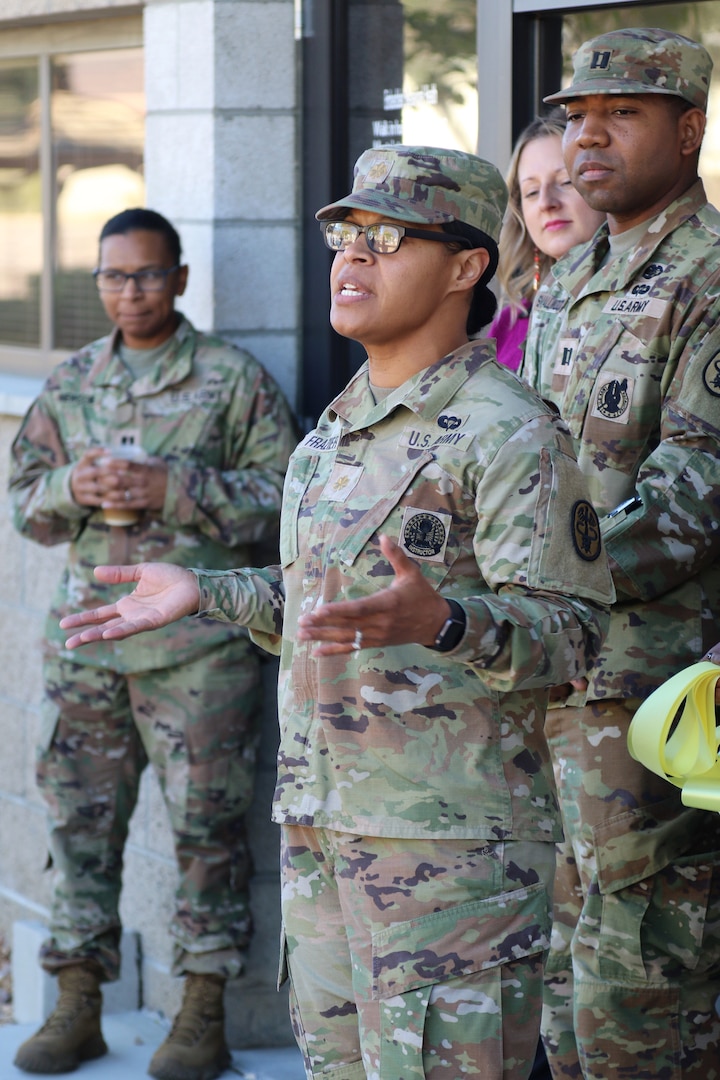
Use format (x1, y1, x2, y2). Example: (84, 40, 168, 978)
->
(606, 495, 642, 519)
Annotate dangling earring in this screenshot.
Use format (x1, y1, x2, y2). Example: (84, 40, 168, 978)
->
(533, 247, 542, 292)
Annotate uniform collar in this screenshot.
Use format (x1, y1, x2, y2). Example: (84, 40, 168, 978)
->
(87, 316, 196, 394)
(552, 179, 708, 299)
(327, 340, 494, 431)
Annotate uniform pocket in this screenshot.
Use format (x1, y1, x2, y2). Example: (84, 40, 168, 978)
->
(372, 884, 549, 1079)
(371, 880, 550, 1000)
(337, 451, 436, 570)
(590, 800, 720, 981)
(279, 454, 318, 567)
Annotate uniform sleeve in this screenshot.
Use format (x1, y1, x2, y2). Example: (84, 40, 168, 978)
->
(9, 389, 90, 547)
(447, 416, 614, 693)
(192, 565, 285, 654)
(604, 311, 720, 602)
(161, 361, 298, 548)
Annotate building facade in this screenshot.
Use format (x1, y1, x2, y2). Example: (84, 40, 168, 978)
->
(1, 0, 719, 1048)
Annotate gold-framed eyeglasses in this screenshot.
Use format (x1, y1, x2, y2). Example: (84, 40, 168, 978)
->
(320, 220, 471, 255)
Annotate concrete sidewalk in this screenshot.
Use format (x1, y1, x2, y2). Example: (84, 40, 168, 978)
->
(0, 1012, 305, 1079)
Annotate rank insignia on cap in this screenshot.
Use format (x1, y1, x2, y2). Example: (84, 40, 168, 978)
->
(590, 49, 613, 70)
(571, 500, 602, 562)
(365, 159, 392, 183)
(703, 355, 720, 396)
(400, 508, 450, 561)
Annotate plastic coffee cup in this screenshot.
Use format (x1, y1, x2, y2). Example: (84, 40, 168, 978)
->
(98, 445, 148, 527)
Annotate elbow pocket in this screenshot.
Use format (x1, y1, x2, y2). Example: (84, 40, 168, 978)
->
(528, 447, 614, 607)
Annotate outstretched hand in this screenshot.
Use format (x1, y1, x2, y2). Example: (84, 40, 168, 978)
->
(59, 563, 200, 648)
(296, 534, 451, 656)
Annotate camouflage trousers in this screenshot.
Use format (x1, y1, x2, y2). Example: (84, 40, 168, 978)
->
(543, 700, 720, 1080)
(280, 825, 556, 1079)
(36, 639, 262, 983)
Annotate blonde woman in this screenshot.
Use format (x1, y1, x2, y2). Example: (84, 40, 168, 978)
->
(489, 112, 604, 371)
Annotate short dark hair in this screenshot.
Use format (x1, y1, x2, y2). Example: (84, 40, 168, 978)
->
(99, 208, 182, 265)
(441, 220, 499, 334)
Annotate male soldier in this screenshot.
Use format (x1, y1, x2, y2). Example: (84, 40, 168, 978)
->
(59, 147, 614, 1080)
(9, 208, 296, 1080)
(522, 27, 720, 1080)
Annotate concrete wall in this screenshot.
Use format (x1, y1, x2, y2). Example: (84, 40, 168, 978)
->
(143, 0, 301, 409)
(0, 0, 300, 1049)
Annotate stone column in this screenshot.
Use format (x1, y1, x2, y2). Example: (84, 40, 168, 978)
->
(140, 0, 299, 1048)
(144, 0, 300, 406)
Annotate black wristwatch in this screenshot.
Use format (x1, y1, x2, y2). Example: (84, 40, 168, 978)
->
(429, 599, 466, 653)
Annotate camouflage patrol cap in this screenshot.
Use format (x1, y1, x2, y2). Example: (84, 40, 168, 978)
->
(544, 27, 712, 111)
(315, 145, 508, 245)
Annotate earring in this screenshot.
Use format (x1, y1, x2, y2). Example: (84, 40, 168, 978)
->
(533, 247, 542, 292)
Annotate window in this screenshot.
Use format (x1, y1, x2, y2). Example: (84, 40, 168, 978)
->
(0, 16, 144, 382)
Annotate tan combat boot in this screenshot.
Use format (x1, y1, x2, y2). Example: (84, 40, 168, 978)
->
(148, 973, 231, 1080)
(13, 964, 108, 1074)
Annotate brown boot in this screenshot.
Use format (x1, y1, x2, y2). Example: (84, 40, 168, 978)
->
(148, 973, 231, 1080)
(13, 964, 108, 1074)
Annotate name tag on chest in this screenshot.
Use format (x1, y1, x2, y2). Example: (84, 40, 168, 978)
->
(602, 296, 668, 318)
(399, 427, 474, 451)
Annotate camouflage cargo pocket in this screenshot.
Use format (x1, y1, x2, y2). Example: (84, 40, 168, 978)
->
(372, 884, 549, 1077)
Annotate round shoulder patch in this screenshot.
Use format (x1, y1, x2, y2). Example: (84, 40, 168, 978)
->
(595, 377, 630, 420)
(571, 500, 602, 562)
(403, 512, 446, 557)
(702, 355, 720, 397)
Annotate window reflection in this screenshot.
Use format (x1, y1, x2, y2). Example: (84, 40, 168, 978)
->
(0, 61, 41, 347)
(401, 0, 477, 152)
(52, 48, 145, 350)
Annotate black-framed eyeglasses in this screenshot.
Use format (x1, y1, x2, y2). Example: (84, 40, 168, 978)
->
(320, 220, 471, 255)
(92, 266, 181, 292)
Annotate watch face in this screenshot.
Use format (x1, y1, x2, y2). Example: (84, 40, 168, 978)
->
(434, 616, 465, 652)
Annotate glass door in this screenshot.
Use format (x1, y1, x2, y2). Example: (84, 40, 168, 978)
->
(300, 0, 479, 423)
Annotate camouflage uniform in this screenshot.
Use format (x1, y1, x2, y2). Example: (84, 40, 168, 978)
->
(523, 29, 720, 1078)
(193, 339, 614, 1078)
(9, 316, 295, 981)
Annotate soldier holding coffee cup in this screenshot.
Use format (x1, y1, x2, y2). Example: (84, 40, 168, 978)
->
(8, 208, 296, 1080)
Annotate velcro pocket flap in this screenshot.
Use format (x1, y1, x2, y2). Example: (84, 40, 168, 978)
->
(594, 795, 702, 894)
(371, 881, 550, 1000)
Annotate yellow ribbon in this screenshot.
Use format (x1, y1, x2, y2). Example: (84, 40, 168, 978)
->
(627, 661, 720, 813)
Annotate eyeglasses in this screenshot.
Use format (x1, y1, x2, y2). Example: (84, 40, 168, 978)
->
(320, 220, 471, 255)
(93, 266, 181, 292)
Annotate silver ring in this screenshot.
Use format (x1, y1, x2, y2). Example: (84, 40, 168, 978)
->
(124, 489, 132, 502)
(352, 629, 363, 651)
